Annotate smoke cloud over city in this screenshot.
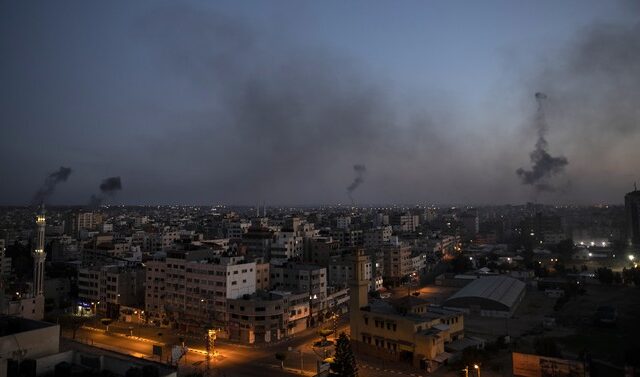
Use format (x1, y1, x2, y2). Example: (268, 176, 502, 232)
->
(32, 167, 72, 205)
(347, 164, 367, 204)
(516, 93, 568, 192)
(89, 176, 122, 207)
(1, 1, 639, 205)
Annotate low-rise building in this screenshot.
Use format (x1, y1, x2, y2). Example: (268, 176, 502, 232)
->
(226, 290, 310, 344)
(349, 249, 464, 372)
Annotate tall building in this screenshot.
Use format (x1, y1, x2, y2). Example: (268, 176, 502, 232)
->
(31, 206, 46, 320)
(382, 242, 413, 285)
(78, 264, 146, 316)
(148, 250, 257, 332)
(65, 211, 102, 235)
(625, 188, 640, 247)
(0, 207, 47, 320)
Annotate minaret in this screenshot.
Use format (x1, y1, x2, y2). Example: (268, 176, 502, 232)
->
(33, 205, 46, 298)
(349, 248, 369, 342)
(349, 248, 369, 310)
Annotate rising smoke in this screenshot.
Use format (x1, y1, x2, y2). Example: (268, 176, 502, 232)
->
(135, 4, 452, 204)
(89, 176, 122, 207)
(527, 6, 640, 198)
(32, 167, 72, 205)
(516, 92, 568, 192)
(347, 164, 366, 204)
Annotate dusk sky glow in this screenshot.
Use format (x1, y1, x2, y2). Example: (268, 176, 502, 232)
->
(1, 0, 639, 205)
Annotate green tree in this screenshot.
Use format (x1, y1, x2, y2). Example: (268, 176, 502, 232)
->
(58, 314, 90, 340)
(330, 332, 358, 377)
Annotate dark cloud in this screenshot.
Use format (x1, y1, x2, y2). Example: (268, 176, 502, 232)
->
(32, 167, 72, 205)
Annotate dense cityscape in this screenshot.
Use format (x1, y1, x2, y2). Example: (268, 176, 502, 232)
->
(2, 1, 640, 377)
(0, 197, 638, 376)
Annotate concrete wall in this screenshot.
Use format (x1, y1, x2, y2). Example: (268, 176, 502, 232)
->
(0, 324, 60, 360)
(36, 350, 74, 376)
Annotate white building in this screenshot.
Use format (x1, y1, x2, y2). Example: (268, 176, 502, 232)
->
(336, 217, 351, 230)
(328, 258, 376, 291)
(150, 249, 257, 332)
(364, 226, 392, 248)
(271, 231, 303, 260)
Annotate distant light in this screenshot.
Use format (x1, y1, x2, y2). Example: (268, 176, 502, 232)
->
(601, 242, 606, 247)
(469, 257, 473, 260)
(588, 253, 592, 257)
(629, 255, 636, 261)
(590, 242, 595, 247)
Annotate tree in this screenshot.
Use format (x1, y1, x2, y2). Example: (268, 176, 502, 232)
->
(449, 255, 472, 274)
(275, 352, 287, 369)
(534, 337, 561, 358)
(595, 267, 614, 285)
(318, 329, 334, 345)
(58, 315, 90, 340)
(100, 318, 113, 331)
(330, 332, 358, 377)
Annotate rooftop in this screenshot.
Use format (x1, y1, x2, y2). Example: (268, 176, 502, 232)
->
(445, 275, 525, 309)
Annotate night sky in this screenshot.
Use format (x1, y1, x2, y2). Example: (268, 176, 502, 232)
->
(1, 0, 639, 206)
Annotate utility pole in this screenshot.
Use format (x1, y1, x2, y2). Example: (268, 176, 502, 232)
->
(299, 349, 304, 374)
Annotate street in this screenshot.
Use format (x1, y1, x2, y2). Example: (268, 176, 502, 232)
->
(68, 320, 351, 377)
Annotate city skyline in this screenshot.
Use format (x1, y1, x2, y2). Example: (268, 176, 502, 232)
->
(2, 0, 639, 206)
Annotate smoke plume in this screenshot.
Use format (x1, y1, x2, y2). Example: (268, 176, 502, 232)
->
(516, 93, 568, 192)
(32, 167, 72, 205)
(527, 6, 640, 199)
(89, 176, 122, 207)
(134, 4, 456, 204)
(347, 164, 366, 204)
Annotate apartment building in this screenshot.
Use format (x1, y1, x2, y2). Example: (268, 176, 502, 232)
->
(304, 237, 341, 266)
(270, 263, 327, 325)
(270, 231, 303, 260)
(65, 212, 103, 235)
(226, 290, 310, 344)
(156, 249, 257, 332)
(364, 226, 393, 248)
(144, 259, 167, 324)
(77, 264, 146, 316)
(391, 213, 420, 233)
(382, 243, 413, 285)
(328, 256, 375, 291)
(226, 221, 251, 239)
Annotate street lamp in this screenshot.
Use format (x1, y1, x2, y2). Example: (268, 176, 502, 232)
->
(205, 328, 217, 376)
(474, 364, 481, 377)
(330, 312, 339, 340)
